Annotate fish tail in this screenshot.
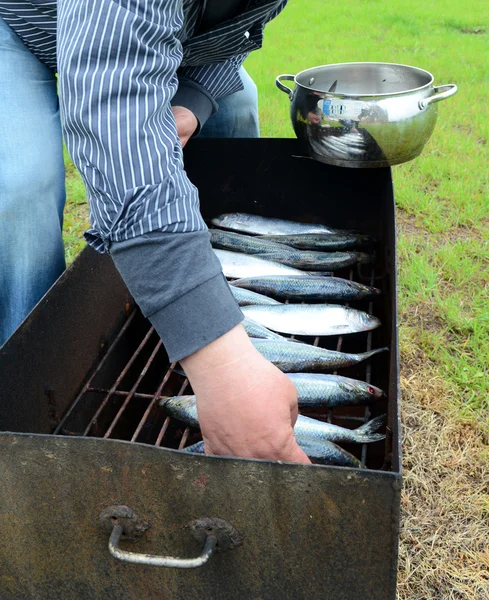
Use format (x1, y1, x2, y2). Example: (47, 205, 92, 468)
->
(353, 414, 386, 442)
(361, 346, 389, 360)
(181, 441, 205, 454)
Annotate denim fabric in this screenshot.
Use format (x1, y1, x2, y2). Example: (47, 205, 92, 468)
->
(0, 17, 66, 347)
(200, 67, 260, 138)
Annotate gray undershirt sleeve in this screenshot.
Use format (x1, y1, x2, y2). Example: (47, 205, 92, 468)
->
(109, 230, 244, 362)
(171, 77, 219, 134)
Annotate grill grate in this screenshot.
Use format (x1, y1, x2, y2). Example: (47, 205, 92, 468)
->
(54, 256, 389, 470)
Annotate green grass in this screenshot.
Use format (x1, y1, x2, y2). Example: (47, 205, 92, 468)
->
(63, 0, 489, 423)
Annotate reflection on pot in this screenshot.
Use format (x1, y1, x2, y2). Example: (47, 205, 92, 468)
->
(276, 63, 458, 168)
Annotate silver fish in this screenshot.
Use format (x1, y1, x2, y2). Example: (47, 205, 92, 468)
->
(251, 339, 388, 372)
(160, 396, 200, 428)
(242, 304, 381, 336)
(230, 286, 281, 307)
(213, 249, 304, 278)
(159, 395, 383, 446)
(162, 398, 368, 468)
(242, 317, 292, 341)
(232, 275, 381, 302)
(182, 439, 363, 469)
(210, 229, 293, 255)
(293, 437, 363, 468)
(211, 213, 340, 236)
(258, 232, 376, 251)
(286, 373, 385, 407)
(256, 250, 373, 271)
(295, 414, 385, 444)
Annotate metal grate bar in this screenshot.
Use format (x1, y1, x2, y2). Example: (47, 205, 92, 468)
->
(82, 326, 156, 437)
(130, 363, 177, 442)
(154, 374, 191, 447)
(57, 246, 387, 471)
(361, 254, 377, 466)
(103, 337, 163, 438)
(53, 309, 138, 435)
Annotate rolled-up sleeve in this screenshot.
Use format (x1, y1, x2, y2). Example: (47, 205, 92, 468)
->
(57, 0, 207, 249)
(57, 0, 243, 360)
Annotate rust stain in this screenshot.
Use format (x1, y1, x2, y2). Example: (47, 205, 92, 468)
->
(194, 474, 208, 488)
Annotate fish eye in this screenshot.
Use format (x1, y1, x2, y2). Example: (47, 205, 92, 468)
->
(367, 386, 377, 395)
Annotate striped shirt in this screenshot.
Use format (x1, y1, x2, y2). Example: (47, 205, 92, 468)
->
(0, 0, 286, 251)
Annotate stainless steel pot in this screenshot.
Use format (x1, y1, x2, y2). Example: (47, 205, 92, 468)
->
(276, 62, 457, 168)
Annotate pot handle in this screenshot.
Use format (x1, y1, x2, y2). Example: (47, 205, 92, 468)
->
(418, 84, 457, 110)
(276, 74, 295, 98)
(99, 506, 242, 569)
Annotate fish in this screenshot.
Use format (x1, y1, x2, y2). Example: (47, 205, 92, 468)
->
(250, 339, 388, 372)
(242, 304, 381, 336)
(255, 250, 373, 271)
(242, 317, 294, 341)
(230, 286, 282, 307)
(211, 213, 341, 236)
(210, 229, 294, 255)
(159, 396, 384, 445)
(286, 373, 385, 407)
(160, 395, 200, 429)
(295, 414, 385, 444)
(257, 232, 376, 251)
(182, 439, 363, 469)
(213, 249, 304, 278)
(231, 275, 381, 302)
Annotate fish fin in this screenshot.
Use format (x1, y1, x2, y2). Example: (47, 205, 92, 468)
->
(181, 441, 205, 454)
(171, 364, 187, 377)
(353, 414, 386, 442)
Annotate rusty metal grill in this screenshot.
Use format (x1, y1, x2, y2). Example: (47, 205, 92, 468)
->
(53, 253, 389, 471)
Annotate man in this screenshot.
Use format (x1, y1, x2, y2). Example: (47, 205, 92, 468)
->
(0, 1, 310, 465)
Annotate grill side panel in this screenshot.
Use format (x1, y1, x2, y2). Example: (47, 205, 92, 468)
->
(0, 247, 133, 434)
(0, 434, 401, 600)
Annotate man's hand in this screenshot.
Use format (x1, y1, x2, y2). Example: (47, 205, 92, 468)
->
(172, 106, 199, 148)
(180, 324, 311, 464)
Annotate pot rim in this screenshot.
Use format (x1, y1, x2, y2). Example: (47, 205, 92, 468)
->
(292, 61, 435, 98)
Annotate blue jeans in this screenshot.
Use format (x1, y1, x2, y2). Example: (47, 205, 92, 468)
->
(0, 17, 66, 346)
(0, 17, 259, 347)
(199, 67, 260, 138)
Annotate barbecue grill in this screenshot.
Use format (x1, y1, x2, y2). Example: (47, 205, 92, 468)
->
(0, 139, 401, 600)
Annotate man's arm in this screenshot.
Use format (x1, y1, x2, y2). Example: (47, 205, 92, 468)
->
(57, 0, 309, 464)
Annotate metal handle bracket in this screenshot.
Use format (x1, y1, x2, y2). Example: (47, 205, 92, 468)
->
(99, 506, 242, 569)
(418, 84, 458, 110)
(275, 74, 295, 99)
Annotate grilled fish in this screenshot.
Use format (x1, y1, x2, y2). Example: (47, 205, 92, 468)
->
(242, 304, 381, 336)
(230, 286, 281, 307)
(251, 339, 388, 372)
(286, 373, 385, 407)
(182, 439, 363, 468)
(256, 250, 373, 271)
(211, 213, 341, 236)
(232, 275, 381, 302)
(214, 249, 303, 278)
(258, 232, 376, 251)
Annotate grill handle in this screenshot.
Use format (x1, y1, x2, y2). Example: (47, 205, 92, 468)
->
(99, 506, 242, 569)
